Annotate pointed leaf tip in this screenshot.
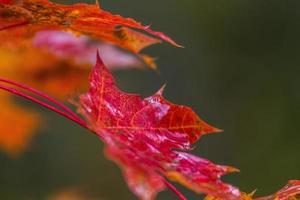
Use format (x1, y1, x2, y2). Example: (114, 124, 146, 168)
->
(212, 127, 223, 133)
(96, 50, 104, 66)
(156, 84, 166, 96)
(95, 0, 100, 8)
(226, 166, 240, 174)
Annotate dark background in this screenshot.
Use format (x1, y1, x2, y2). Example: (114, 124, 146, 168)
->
(0, 0, 299, 199)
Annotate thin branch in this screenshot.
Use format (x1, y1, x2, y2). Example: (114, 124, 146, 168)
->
(163, 179, 188, 200)
(0, 77, 84, 123)
(0, 84, 89, 130)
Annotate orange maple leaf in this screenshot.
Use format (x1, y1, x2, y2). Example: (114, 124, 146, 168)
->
(0, 0, 180, 67)
(0, 0, 178, 156)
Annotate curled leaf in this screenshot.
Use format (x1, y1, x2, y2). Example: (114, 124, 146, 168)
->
(0, 0, 180, 66)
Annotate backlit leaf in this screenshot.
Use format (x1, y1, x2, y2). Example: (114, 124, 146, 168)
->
(77, 53, 240, 200)
(0, 0, 180, 66)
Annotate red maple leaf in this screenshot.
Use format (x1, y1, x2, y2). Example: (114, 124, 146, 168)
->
(77, 53, 241, 200)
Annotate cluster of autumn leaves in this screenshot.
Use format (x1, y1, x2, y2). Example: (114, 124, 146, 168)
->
(0, 0, 299, 200)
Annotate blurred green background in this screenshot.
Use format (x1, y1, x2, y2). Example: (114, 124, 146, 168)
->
(0, 0, 299, 199)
